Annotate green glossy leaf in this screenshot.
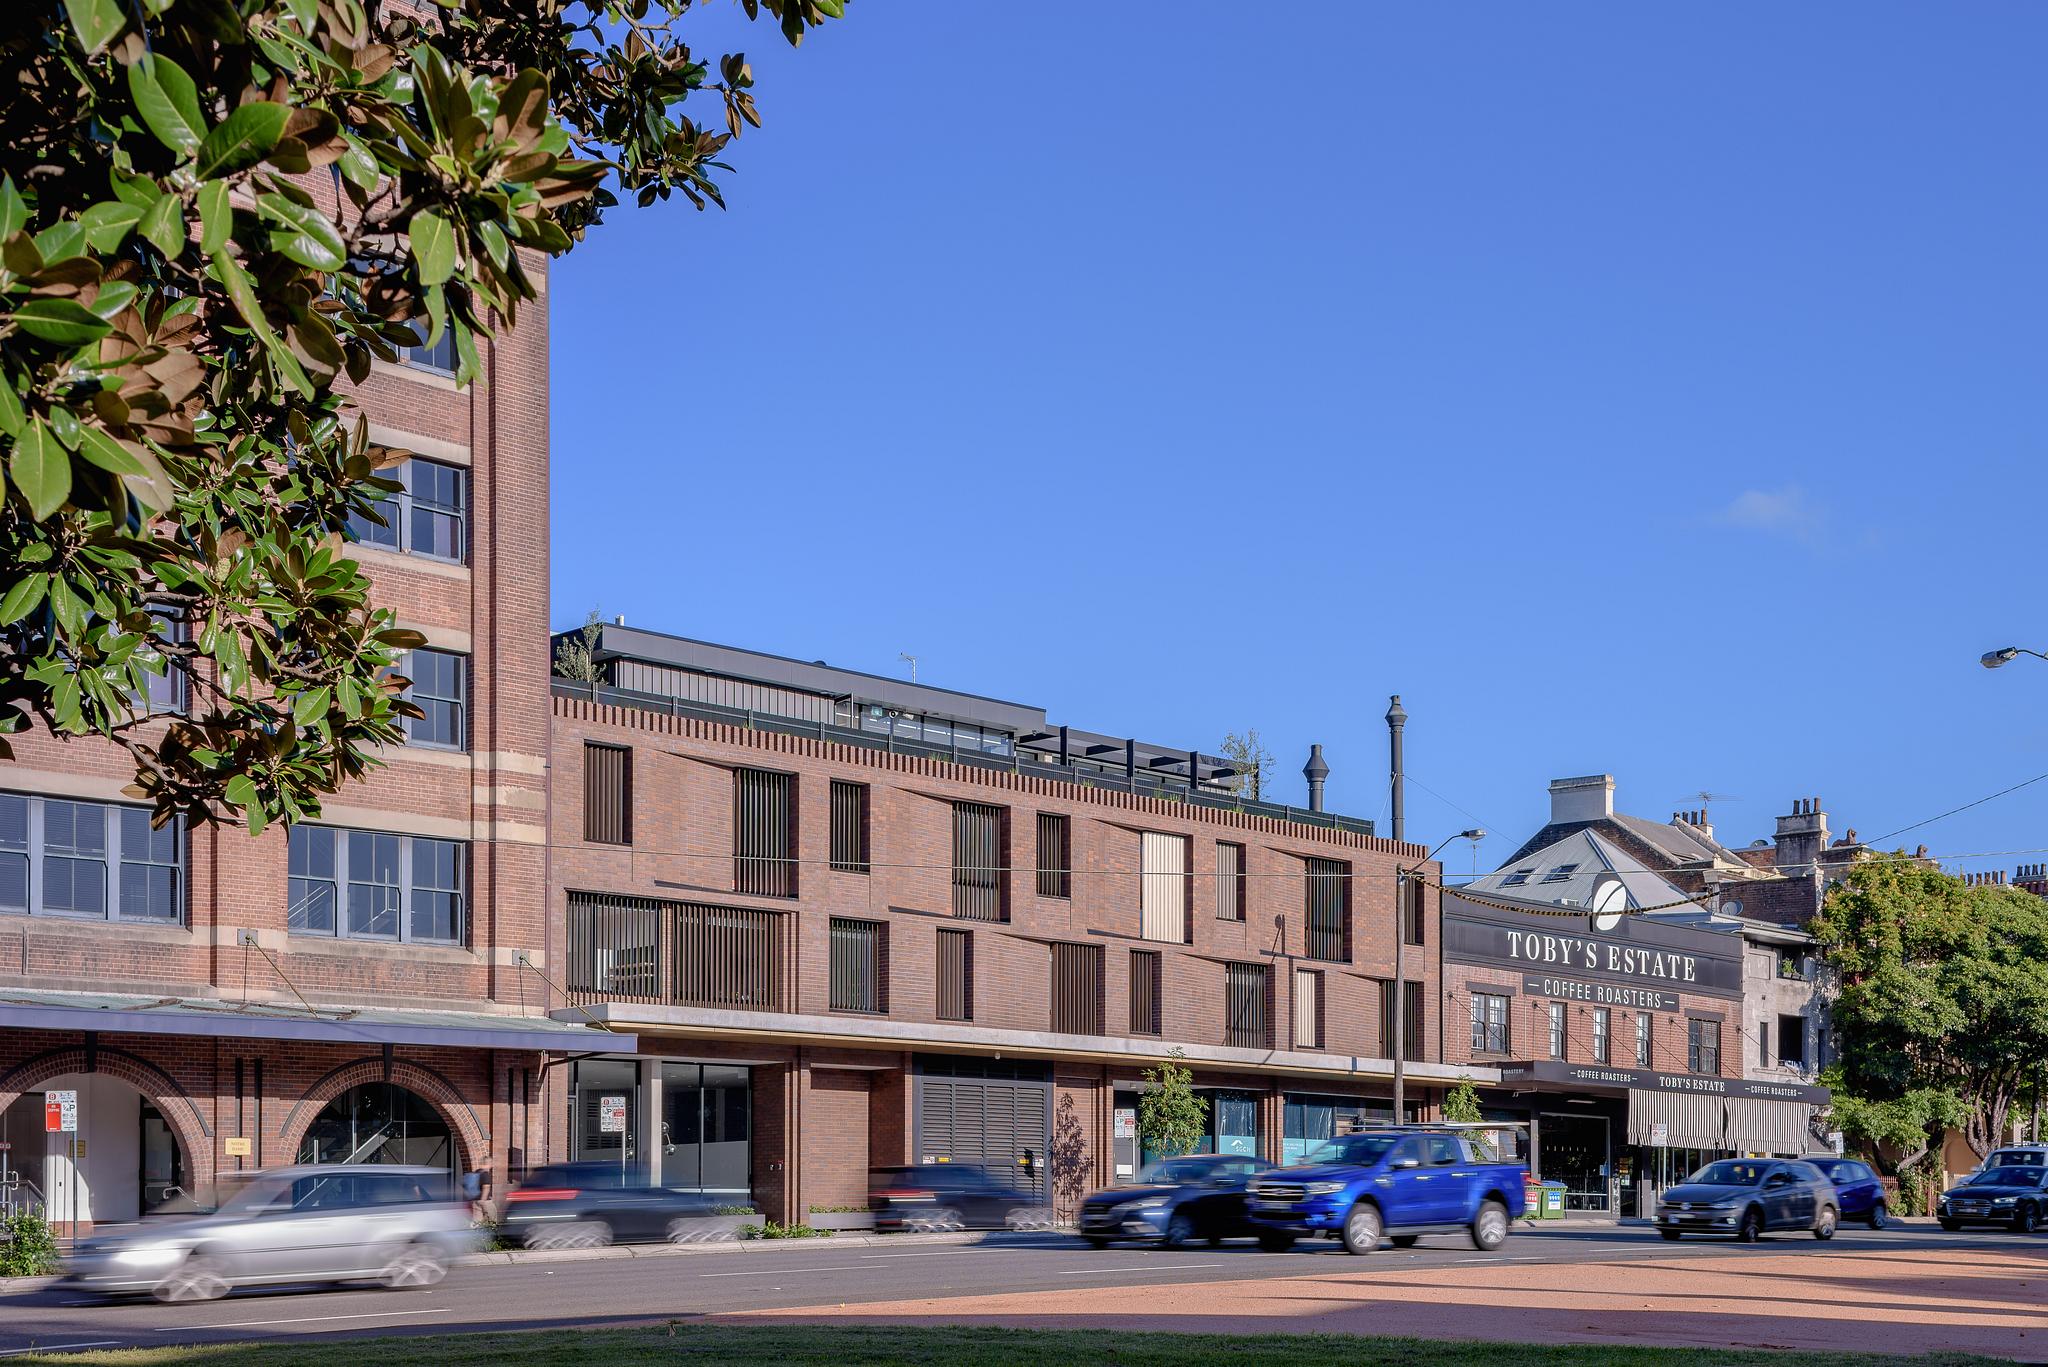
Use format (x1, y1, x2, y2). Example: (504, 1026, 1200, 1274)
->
(194, 101, 291, 181)
(10, 297, 112, 346)
(210, 252, 314, 397)
(0, 573, 45, 624)
(73, 424, 145, 477)
(257, 193, 344, 271)
(137, 193, 185, 257)
(62, 0, 123, 54)
(78, 201, 142, 252)
(33, 220, 86, 263)
(0, 176, 26, 241)
(410, 209, 456, 285)
(197, 181, 230, 254)
(223, 773, 259, 808)
(0, 378, 22, 437)
(128, 54, 206, 157)
(336, 135, 378, 190)
(9, 419, 70, 518)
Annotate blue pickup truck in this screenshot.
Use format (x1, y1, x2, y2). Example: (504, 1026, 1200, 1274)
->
(1246, 1129, 1527, 1254)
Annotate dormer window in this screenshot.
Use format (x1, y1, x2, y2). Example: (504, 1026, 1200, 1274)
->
(1500, 869, 1534, 887)
(1540, 862, 1580, 883)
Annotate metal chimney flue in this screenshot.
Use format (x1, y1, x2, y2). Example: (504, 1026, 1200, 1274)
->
(1303, 744, 1330, 813)
(1385, 695, 1407, 843)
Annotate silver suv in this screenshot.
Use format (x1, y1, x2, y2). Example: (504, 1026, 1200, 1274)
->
(64, 1165, 484, 1302)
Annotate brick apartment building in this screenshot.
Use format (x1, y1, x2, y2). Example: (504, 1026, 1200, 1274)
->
(543, 626, 1481, 1223)
(0, 249, 619, 1231)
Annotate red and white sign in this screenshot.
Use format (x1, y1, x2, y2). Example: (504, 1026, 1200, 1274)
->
(598, 1095, 628, 1134)
(45, 1090, 77, 1133)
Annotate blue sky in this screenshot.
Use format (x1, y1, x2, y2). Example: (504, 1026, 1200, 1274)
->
(551, 2, 2048, 877)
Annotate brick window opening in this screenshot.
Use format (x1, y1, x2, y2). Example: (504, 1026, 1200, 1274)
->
(829, 917, 886, 1014)
(583, 743, 632, 846)
(1051, 942, 1103, 1035)
(1592, 1006, 1611, 1064)
(1688, 1018, 1721, 1075)
(952, 800, 1006, 921)
(346, 457, 467, 563)
(1035, 812, 1070, 899)
(1402, 872, 1427, 947)
(1225, 961, 1270, 1050)
(399, 647, 467, 751)
(288, 825, 465, 945)
(937, 928, 973, 1021)
(830, 780, 870, 874)
(0, 794, 185, 924)
(1304, 857, 1349, 961)
(1216, 841, 1246, 921)
(1294, 968, 1324, 1049)
(1130, 948, 1162, 1036)
(1140, 831, 1189, 944)
(1470, 992, 1509, 1054)
(1635, 1012, 1653, 1067)
(734, 768, 796, 897)
(1547, 1001, 1567, 1059)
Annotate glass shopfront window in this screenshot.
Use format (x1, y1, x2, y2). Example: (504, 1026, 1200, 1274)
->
(1282, 1093, 1405, 1164)
(569, 1058, 640, 1164)
(1205, 1090, 1259, 1157)
(660, 1063, 751, 1196)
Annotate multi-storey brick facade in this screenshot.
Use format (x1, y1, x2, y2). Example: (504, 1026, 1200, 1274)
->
(539, 627, 1481, 1223)
(0, 249, 613, 1232)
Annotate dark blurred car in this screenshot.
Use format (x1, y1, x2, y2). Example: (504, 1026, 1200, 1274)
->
(502, 1162, 732, 1248)
(868, 1164, 1050, 1231)
(1076, 1153, 1271, 1248)
(1655, 1158, 1839, 1241)
(1938, 1164, 2048, 1233)
(1807, 1156, 1890, 1228)
(63, 1165, 481, 1302)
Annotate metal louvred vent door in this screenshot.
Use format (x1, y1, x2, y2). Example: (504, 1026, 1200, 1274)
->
(921, 1081, 955, 1158)
(1011, 1086, 1049, 1197)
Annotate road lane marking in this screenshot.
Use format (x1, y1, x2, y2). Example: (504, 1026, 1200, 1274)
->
(859, 1250, 991, 1260)
(1056, 1262, 1226, 1275)
(153, 1308, 454, 1331)
(700, 1264, 878, 1277)
(0, 1343, 124, 1357)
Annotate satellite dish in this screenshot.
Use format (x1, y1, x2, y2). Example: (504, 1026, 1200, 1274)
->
(1588, 873, 1628, 931)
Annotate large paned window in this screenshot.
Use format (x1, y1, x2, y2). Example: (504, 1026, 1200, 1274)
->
(733, 768, 796, 897)
(951, 801, 1005, 920)
(584, 743, 632, 845)
(346, 457, 467, 563)
(1216, 842, 1246, 921)
(399, 648, 466, 750)
(828, 917, 885, 1013)
(829, 781, 869, 873)
(1225, 962, 1270, 1049)
(1547, 1001, 1567, 1058)
(1687, 1018, 1721, 1074)
(286, 826, 466, 944)
(1035, 812, 1070, 899)
(1130, 948, 1162, 1035)
(1139, 831, 1189, 943)
(1592, 1006, 1611, 1064)
(1635, 1012, 1653, 1067)
(1471, 992, 1509, 1054)
(0, 794, 183, 923)
(1304, 858, 1349, 961)
(1051, 942, 1102, 1034)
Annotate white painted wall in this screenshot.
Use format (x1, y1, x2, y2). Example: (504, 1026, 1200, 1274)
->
(37, 1073, 142, 1226)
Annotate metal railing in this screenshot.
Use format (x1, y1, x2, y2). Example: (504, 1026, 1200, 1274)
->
(566, 893, 792, 1012)
(553, 678, 1378, 837)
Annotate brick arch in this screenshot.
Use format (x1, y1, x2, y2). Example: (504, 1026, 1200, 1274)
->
(0, 1045, 214, 1185)
(278, 1057, 488, 1172)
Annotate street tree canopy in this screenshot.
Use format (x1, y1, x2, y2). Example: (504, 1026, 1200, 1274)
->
(0, 0, 842, 833)
(1812, 856, 2048, 1160)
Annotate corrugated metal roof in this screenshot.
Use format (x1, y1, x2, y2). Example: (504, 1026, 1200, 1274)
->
(1459, 829, 1688, 912)
(0, 990, 633, 1052)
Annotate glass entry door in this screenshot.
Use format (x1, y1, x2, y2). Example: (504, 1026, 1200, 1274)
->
(1539, 1111, 1612, 1212)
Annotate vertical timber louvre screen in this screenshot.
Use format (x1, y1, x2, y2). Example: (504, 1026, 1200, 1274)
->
(952, 801, 1006, 920)
(1294, 968, 1323, 1048)
(1304, 858, 1349, 961)
(829, 780, 870, 874)
(1129, 949, 1162, 1035)
(1402, 980, 1425, 1063)
(1035, 813, 1070, 899)
(566, 893, 787, 1011)
(583, 743, 632, 845)
(1140, 832, 1189, 943)
(734, 768, 796, 896)
(830, 917, 886, 1013)
(1051, 942, 1102, 1035)
(1216, 842, 1245, 920)
(937, 928, 973, 1021)
(1225, 962, 1270, 1049)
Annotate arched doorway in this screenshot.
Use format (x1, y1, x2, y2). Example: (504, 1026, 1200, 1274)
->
(298, 1083, 456, 1174)
(0, 1074, 191, 1225)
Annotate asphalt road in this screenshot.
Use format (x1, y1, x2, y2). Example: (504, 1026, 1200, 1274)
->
(1, 1222, 2040, 1357)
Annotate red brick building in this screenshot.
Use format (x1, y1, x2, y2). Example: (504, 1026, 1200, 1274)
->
(542, 626, 1475, 1223)
(0, 257, 619, 1232)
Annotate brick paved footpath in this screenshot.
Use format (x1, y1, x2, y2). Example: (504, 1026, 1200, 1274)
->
(723, 1243, 2047, 1359)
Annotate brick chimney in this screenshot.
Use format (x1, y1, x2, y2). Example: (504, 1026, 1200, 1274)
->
(1549, 775, 1615, 825)
(1774, 796, 1829, 875)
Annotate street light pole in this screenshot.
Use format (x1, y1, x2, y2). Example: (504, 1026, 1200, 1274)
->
(1393, 828, 1485, 1122)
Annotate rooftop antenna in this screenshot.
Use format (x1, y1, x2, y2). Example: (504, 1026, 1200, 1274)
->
(1677, 792, 1740, 826)
(898, 652, 918, 684)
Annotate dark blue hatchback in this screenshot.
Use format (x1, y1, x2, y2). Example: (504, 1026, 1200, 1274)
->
(1807, 1156, 1890, 1228)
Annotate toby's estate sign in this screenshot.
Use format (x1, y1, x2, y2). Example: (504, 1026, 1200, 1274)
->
(1497, 1059, 1830, 1105)
(1443, 894, 1742, 1000)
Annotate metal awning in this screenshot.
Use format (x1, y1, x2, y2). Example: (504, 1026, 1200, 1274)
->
(1725, 1096, 1811, 1155)
(1628, 1088, 1726, 1149)
(0, 989, 634, 1052)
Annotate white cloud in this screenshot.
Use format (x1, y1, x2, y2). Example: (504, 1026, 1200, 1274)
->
(1717, 485, 1822, 541)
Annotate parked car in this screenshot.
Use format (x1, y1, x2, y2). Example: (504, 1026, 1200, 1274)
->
(1975, 1146, 2048, 1173)
(1076, 1153, 1272, 1248)
(868, 1163, 1050, 1231)
(62, 1165, 483, 1302)
(1938, 1164, 2048, 1233)
(1655, 1159, 1839, 1241)
(1806, 1156, 1890, 1228)
(1245, 1129, 1527, 1255)
(502, 1162, 735, 1247)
